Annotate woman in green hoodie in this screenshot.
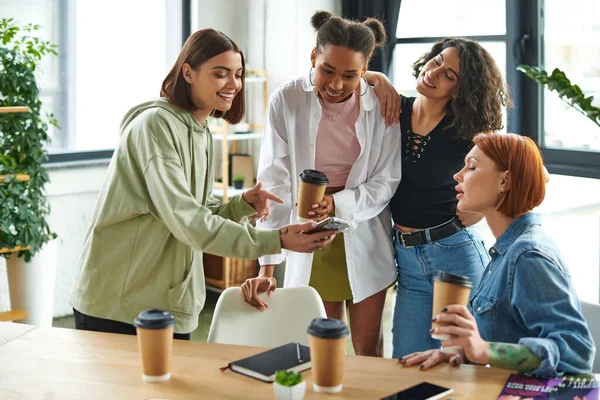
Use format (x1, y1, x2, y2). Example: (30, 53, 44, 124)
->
(70, 29, 336, 339)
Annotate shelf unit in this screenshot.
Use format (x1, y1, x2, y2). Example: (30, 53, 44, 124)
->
(0, 106, 32, 254)
(0, 106, 31, 322)
(203, 70, 267, 291)
(211, 69, 267, 202)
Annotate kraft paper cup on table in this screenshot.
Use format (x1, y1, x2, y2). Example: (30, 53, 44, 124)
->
(307, 318, 349, 393)
(134, 308, 175, 383)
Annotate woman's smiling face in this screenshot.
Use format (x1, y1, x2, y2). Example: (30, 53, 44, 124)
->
(416, 46, 460, 102)
(311, 45, 367, 103)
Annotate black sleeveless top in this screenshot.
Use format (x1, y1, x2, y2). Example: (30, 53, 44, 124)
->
(389, 96, 473, 229)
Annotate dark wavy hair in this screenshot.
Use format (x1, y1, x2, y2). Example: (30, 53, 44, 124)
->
(412, 38, 511, 139)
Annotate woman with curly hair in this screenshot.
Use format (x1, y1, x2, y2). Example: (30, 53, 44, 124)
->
(366, 38, 511, 358)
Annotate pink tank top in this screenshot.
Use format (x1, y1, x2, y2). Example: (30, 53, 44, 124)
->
(315, 93, 361, 188)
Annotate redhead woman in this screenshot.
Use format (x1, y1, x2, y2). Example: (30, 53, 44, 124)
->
(401, 132, 594, 376)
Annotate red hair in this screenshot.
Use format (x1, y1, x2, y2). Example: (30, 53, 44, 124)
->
(473, 133, 546, 218)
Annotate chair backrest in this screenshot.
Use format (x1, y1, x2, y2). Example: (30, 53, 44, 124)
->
(579, 300, 600, 373)
(207, 286, 327, 348)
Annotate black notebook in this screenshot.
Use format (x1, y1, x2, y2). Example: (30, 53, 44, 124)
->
(228, 342, 311, 382)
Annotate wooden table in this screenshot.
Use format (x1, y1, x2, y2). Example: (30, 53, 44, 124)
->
(0, 322, 511, 399)
(0, 323, 36, 347)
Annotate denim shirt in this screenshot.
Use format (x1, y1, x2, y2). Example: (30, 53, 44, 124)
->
(469, 213, 595, 376)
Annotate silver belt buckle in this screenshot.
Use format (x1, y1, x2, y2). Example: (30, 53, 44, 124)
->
(399, 232, 414, 248)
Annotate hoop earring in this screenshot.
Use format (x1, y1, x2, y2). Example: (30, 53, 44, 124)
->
(309, 67, 315, 86)
(356, 76, 368, 96)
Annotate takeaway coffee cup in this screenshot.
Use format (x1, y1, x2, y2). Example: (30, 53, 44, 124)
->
(431, 271, 473, 341)
(297, 169, 329, 220)
(307, 318, 349, 393)
(134, 308, 175, 382)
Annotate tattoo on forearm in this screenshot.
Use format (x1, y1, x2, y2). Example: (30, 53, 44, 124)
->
(488, 342, 542, 372)
(280, 227, 288, 235)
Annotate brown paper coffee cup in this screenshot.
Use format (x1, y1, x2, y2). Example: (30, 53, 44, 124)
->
(307, 318, 349, 393)
(431, 272, 472, 341)
(134, 309, 175, 382)
(298, 169, 328, 220)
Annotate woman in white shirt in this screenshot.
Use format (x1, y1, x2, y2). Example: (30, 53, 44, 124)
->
(240, 11, 402, 356)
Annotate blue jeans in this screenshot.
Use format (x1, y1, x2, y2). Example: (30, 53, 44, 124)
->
(391, 226, 489, 358)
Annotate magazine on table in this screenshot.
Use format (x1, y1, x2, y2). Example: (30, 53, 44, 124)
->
(497, 373, 600, 400)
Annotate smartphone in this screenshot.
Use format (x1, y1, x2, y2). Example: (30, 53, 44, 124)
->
(379, 382, 453, 400)
(304, 217, 350, 234)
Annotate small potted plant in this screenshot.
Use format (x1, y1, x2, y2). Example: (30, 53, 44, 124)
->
(233, 174, 245, 189)
(273, 370, 305, 400)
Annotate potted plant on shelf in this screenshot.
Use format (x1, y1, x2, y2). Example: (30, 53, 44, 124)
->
(233, 174, 245, 189)
(273, 370, 306, 400)
(0, 18, 59, 326)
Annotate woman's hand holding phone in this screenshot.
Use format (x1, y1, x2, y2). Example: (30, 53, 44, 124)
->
(304, 217, 350, 234)
(279, 221, 336, 253)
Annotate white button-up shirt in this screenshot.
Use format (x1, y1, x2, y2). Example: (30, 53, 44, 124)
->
(256, 76, 402, 302)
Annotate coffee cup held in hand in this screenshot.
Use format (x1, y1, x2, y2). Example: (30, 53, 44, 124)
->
(307, 318, 349, 393)
(297, 169, 329, 220)
(431, 271, 473, 341)
(134, 308, 175, 382)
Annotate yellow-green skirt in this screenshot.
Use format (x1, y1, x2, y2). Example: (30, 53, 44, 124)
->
(308, 233, 353, 301)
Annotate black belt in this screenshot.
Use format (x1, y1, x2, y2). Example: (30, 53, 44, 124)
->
(393, 217, 464, 248)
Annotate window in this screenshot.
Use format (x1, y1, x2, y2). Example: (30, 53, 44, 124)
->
(0, 0, 183, 158)
(543, 0, 600, 152)
(396, 0, 506, 38)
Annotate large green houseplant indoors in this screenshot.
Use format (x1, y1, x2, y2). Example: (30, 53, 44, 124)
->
(0, 18, 58, 325)
(517, 65, 600, 129)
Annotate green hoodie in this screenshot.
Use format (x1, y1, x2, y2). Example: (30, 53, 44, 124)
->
(70, 98, 281, 333)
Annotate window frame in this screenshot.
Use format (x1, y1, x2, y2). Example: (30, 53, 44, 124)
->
(46, 0, 192, 164)
(394, 0, 600, 180)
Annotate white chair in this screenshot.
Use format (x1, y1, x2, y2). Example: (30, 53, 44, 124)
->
(579, 300, 600, 373)
(207, 286, 327, 348)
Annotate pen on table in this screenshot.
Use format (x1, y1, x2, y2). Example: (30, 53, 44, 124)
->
(296, 343, 303, 363)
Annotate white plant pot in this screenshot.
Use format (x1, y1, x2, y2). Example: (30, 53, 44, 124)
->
(273, 381, 306, 400)
(6, 240, 57, 326)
